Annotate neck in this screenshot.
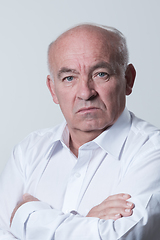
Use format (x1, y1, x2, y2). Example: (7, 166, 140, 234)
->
(69, 128, 104, 157)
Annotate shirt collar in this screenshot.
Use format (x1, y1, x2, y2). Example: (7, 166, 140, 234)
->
(93, 108, 131, 160)
(47, 108, 131, 160)
(46, 122, 68, 160)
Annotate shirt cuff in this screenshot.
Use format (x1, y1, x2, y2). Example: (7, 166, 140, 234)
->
(10, 201, 52, 239)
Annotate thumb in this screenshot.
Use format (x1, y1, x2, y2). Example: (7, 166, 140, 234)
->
(23, 193, 31, 201)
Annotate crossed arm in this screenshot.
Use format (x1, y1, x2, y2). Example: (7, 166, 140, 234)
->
(1, 136, 160, 239)
(10, 193, 134, 225)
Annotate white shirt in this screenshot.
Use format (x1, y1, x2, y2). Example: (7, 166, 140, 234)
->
(0, 108, 160, 239)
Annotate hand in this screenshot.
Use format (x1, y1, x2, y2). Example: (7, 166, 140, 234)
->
(10, 193, 39, 226)
(86, 193, 134, 221)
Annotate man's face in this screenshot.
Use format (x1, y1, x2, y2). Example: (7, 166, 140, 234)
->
(47, 29, 133, 135)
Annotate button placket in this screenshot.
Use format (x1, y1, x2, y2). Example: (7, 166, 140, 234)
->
(62, 149, 92, 213)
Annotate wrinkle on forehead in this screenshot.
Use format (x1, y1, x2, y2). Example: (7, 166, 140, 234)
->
(48, 25, 122, 77)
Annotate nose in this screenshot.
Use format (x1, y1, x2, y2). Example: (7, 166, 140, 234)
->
(77, 79, 97, 101)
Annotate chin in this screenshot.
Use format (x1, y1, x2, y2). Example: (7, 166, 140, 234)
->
(77, 121, 110, 133)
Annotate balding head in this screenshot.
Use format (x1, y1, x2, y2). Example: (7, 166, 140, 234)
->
(48, 24, 129, 78)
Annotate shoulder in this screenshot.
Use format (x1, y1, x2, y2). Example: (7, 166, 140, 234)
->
(121, 111, 160, 167)
(11, 122, 66, 170)
(129, 112, 160, 149)
(14, 122, 65, 154)
(120, 112, 160, 177)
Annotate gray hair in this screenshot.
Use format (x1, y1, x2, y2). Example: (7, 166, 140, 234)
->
(99, 24, 129, 69)
(47, 23, 129, 77)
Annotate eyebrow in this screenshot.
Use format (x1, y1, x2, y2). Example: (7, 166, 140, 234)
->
(57, 61, 115, 79)
(89, 61, 115, 74)
(57, 68, 79, 78)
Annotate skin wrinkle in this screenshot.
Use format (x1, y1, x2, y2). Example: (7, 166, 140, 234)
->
(57, 61, 116, 84)
(48, 24, 129, 79)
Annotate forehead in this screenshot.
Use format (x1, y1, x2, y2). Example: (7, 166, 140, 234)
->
(50, 28, 116, 72)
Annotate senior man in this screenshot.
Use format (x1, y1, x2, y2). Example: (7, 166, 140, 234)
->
(0, 24, 160, 239)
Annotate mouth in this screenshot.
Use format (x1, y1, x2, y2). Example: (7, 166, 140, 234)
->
(77, 107, 100, 114)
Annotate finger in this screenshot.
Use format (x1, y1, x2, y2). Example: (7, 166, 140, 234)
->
(23, 193, 39, 202)
(100, 212, 123, 221)
(117, 207, 133, 218)
(114, 213, 122, 220)
(10, 204, 20, 226)
(23, 193, 32, 201)
(10, 211, 14, 226)
(98, 199, 134, 212)
(106, 193, 131, 201)
(106, 199, 134, 208)
(98, 207, 133, 221)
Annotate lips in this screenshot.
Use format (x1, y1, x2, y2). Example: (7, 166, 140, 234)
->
(77, 107, 99, 113)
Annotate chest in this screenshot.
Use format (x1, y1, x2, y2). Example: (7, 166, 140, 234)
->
(25, 146, 121, 216)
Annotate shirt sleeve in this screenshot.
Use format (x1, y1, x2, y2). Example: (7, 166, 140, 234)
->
(0, 146, 24, 239)
(10, 192, 160, 240)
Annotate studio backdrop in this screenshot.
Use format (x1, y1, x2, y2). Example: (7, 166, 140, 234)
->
(0, 0, 160, 173)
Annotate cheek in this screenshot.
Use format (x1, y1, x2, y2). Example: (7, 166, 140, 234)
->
(55, 89, 74, 119)
(112, 83, 126, 111)
(99, 81, 126, 108)
(54, 85, 67, 103)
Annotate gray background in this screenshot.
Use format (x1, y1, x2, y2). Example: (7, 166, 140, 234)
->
(0, 0, 160, 173)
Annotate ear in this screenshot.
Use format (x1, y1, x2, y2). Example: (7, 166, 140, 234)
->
(125, 64, 136, 96)
(46, 75, 59, 104)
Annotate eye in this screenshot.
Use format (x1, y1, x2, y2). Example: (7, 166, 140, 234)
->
(94, 71, 110, 82)
(63, 76, 74, 82)
(97, 72, 109, 78)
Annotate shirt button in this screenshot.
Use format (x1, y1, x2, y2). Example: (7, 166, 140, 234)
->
(74, 172, 81, 178)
